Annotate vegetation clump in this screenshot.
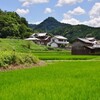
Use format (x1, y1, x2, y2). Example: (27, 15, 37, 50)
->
(0, 52, 39, 68)
(0, 9, 32, 38)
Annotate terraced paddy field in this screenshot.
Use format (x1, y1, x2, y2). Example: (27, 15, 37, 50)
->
(33, 51, 100, 60)
(0, 61, 100, 100)
(0, 39, 100, 100)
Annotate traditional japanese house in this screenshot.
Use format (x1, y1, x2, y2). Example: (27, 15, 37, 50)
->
(47, 35, 69, 48)
(72, 37, 100, 55)
(28, 33, 51, 45)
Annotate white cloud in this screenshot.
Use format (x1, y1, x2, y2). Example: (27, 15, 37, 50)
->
(61, 13, 80, 25)
(29, 20, 42, 24)
(44, 8, 53, 14)
(19, 0, 49, 7)
(61, 7, 85, 25)
(22, 1, 30, 7)
(56, 0, 83, 7)
(88, 0, 92, 1)
(83, 18, 100, 27)
(61, 3, 100, 27)
(34, 21, 42, 25)
(84, 3, 100, 27)
(89, 3, 100, 19)
(68, 6, 85, 15)
(16, 8, 29, 15)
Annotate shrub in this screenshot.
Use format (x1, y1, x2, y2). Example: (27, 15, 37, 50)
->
(0, 52, 39, 67)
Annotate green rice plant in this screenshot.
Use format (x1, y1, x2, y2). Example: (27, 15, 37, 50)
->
(32, 51, 99, 61)
(0, 61, 100, 100)
(37, 55, 97, 60)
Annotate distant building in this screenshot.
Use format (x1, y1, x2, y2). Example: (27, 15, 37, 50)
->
(72, 37, 100, 55)
(25, 33, 69, 48)
(29, 33, 51, 45)
(47, 35, 69, 48)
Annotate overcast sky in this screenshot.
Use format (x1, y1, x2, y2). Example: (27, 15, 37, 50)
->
(0, 0, 100, 27)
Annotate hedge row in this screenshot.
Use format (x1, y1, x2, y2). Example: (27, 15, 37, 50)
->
(0, 52, 39, 67)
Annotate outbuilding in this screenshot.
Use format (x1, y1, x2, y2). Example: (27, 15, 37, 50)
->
(72, 37, 100, 55)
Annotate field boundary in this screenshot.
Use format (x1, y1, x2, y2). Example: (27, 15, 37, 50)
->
(0, 61, 46, 72)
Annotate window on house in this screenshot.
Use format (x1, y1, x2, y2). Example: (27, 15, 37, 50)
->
(52, 39, 55, 42)
(58, 39, 63, 41)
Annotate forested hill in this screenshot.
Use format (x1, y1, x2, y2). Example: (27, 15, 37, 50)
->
(0, 9, 32, 38)
(31, 17, 71, 31)
(29, 17, 71, 32)
(29, 17, 100, 42)
(0, 9, 100, 42)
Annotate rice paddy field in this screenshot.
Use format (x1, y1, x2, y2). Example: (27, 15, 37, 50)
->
(33, 51, 100, 60)
(0, 39, 100, 100)
(0, 61, 100, 100)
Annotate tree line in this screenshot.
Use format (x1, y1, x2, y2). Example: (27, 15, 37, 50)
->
(0, 9, 32, 38)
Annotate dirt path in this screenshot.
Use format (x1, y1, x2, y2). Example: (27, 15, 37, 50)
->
(0, 59, 99, 72)
(46, 59, 100, 62)
(0, 61, 46, 72)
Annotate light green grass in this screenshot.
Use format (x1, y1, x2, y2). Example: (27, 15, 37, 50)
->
(0, 39, 47, 52)
(0, 39, 100, 100)
(0, 51, 39, 67)
(2, 39, 99, 61)
(0, 61, 100, 100)
(33, 51, 100, 60)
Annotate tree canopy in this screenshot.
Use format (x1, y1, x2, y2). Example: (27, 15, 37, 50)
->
(0, 9, 32, 38)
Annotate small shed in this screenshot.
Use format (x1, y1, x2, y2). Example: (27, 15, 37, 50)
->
(72, 38, 100, 55)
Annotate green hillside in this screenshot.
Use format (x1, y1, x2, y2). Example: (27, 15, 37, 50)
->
(1, 8, 100, 42)
(0, 9, 32, 38)
(32, 17, 70, 32)
(29, 17, 100, 42)
(0, 39, 47, 53)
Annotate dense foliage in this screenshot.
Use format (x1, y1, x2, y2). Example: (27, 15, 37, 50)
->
(29, 17, 100, 42)
(0, 52, 39, 67)
(0, 9, 32, 38)
(31, 17, 69, 32)
(0, 39, 47, 67)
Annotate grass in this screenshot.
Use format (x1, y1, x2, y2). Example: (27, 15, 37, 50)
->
(0, 39, 47, 52)
(0, 39, 100, 100)
(33, 51, 100, 60)
(0, 61, 100, 100)
(1, 39, 99, 61)
(0, 51, 39, 67)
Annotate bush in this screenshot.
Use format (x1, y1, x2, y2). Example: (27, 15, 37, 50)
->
(47, 46, 62, 51)
(0, 52, 39, 67)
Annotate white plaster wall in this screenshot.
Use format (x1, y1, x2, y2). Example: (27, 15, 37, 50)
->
(50, 43, 58, 48)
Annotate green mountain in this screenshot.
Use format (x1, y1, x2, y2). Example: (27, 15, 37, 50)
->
(0, 9, 32, 38)
(32, 17, 71, 31)
(0, 8, 100, 43)
(29, 17, 100, 42)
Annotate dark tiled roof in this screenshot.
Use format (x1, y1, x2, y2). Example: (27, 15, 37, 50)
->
(78, 38, 93, 44)
(86, 44, 100, 49)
